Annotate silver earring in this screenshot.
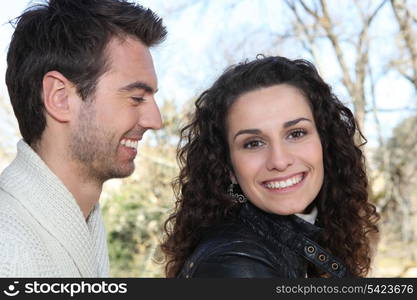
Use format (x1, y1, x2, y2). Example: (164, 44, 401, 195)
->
(228, 183, 247, 203)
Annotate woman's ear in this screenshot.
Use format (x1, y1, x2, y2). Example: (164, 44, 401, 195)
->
(42, 71, 73, 122)
(229, 172, 237, 184)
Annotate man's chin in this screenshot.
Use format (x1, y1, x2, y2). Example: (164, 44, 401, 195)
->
(102, 164, 135, 181)
(114, 167, 135, 179)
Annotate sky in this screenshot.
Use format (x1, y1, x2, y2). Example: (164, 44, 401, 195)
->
(0, 1, 30, 95)
(0, 0, 415, 161)
(0, 0, 28, 155)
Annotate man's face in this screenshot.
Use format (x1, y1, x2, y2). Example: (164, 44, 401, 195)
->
(69, 37, 162, 182)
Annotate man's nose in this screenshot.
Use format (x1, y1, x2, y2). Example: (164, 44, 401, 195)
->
(138, 98, 163, 130)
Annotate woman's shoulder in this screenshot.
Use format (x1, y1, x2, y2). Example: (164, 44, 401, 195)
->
(177, 222, 284, 278)
(196, 222, 270, 255)
(202, 221, 260, 242)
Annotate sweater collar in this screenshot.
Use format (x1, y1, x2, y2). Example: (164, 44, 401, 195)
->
(0, 140, 109, 277)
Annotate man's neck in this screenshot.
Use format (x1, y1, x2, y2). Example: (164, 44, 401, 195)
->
(35, 141, 102, 220)
(63, 173, 103, 220)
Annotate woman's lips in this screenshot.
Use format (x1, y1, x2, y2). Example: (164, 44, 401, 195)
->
(262, 172, 307, 192)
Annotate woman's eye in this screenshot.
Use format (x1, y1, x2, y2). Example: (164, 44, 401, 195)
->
(288, 129, 306, 139)
(243, 140, 264, 149)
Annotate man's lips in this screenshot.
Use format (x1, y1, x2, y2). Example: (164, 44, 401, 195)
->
(120, 137, 142, 150)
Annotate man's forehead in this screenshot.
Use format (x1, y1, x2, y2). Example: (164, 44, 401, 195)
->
(102, 36, 158, 90)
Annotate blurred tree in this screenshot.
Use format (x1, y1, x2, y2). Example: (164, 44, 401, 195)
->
(372, 115, 417, 276)
(283, 0, 387, 133)
(390, 0, 417, 93)
(376, 115, 417, 241)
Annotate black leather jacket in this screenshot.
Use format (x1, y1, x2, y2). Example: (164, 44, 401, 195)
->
(178, 202, 351, 278)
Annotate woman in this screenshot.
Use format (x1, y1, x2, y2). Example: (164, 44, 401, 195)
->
(162, 56, 379, 278)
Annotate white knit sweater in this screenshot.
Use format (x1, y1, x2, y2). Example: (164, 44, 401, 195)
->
(0, 140, 109, 277)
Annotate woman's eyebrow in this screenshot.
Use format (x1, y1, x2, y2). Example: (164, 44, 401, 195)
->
(233, 118, 312, 141)
(233, 129, 261, 141)
(283, 117, 312, 128)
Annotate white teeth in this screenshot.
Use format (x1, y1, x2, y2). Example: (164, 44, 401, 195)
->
(120, 139, 138, 150)
(265, 174, 303, 189)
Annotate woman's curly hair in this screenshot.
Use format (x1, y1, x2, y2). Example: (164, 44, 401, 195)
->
(161, 56, 379, 278)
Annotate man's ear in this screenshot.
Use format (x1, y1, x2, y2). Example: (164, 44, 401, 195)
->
(42, 71, 74, 122)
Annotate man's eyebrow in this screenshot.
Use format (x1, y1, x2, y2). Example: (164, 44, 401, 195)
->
(283, 117, 312, 128)
(118, 81, 157, 94)
(232, 118, 312, 141)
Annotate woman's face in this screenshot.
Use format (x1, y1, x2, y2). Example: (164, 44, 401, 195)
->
(226, 84, 324, 215)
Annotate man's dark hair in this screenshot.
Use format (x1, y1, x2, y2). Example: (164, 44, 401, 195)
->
(6, 0, 167, 146)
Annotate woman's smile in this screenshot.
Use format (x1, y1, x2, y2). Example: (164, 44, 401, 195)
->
(261, 171, 306, 193)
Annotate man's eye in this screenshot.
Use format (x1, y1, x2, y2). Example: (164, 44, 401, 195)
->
(243, 140, 264, 149)
(131, 97, 145, 102)
(288, 129, 306, 139)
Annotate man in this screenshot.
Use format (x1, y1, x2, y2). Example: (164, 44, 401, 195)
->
(0, 0, 166, 277)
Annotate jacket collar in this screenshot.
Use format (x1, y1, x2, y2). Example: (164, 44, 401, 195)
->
(239, 202, 350, 278)
(239, 202, 322, 241)
(0, 140, 108, 277)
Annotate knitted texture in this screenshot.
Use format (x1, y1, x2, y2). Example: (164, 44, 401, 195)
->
(0, 140, 109, 277)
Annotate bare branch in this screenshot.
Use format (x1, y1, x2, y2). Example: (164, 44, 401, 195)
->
(354, 1, 387, 128)
(299, 0, 320, 19)
(368, 65, 385, 147)
(366, 107, 416, 113)
(319, 1, 355, 96)
(391, 0, 417, 90)
(283, 0, 321, 63)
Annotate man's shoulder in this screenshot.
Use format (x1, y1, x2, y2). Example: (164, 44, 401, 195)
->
(0, 195, 39, 243)
(0, 228, 58, 277)
(0, 194, 58, 277)
(0, 190, 45, 249)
